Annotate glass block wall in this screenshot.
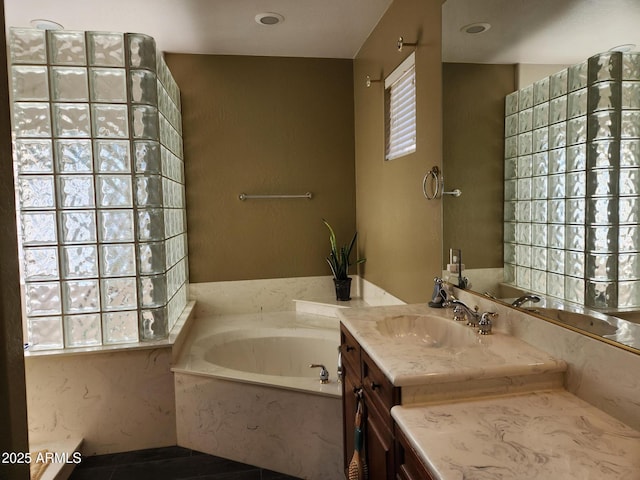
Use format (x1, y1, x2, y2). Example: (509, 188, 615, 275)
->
(9, 28, 188, 350)
(504, 52, 640, 309)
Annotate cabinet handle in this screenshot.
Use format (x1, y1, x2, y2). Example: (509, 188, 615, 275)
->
(346, 345, 355, 352)
(370, 380, 380, 391)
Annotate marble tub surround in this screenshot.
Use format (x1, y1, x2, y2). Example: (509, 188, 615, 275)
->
(175, 372, 343, 480)
(189, 276, 340, 316)
(392, 390, 640, 480)
(25, 301, 196, 456)
(172, 310, 341, 396)
(451, 287, 640, 431)
(173, 309, 344, 479)
(337, 304, 567, 398)
(26, 346, 177, 456)
(188, 275, 405, 318)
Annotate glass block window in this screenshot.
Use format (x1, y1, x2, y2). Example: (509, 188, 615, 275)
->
(504, 52, 640, 309)
(10, 28, 188, 351)
(384, 52, 416, 161)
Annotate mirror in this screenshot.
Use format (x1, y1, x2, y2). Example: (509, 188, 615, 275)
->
(441, 0, 640, 354)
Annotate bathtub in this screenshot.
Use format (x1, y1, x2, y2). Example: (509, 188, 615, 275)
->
(172, 311, 344, 479)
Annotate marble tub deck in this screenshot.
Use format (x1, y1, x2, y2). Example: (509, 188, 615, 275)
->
(173, 310, 344, 480)
(392, 389, 640, 480)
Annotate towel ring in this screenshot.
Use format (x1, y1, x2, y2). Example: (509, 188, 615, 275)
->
(422, 167, 439, 200)
(422, 166, 462, 200)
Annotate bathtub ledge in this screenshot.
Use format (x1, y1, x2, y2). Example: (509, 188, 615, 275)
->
(24, 301, 196, 359)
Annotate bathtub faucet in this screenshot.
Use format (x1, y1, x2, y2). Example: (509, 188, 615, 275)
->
(309, 364, 329, 384)
(512, 294, 541, 308)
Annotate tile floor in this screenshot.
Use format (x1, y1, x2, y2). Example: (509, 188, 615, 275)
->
(68, 446, 301, 480)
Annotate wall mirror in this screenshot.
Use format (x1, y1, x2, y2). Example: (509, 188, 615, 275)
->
(442, 0, 640, 354)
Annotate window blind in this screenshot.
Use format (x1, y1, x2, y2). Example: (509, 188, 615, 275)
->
(385, 52, 416, 161)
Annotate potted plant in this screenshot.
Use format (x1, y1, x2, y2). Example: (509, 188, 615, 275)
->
(323, 219, 366, 301)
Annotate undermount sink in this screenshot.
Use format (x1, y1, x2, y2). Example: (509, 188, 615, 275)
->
(375, 314, 478, 348)
(525, 308, 618, 336)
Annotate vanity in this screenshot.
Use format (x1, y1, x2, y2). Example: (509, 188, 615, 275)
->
(338, 298, 640, 479)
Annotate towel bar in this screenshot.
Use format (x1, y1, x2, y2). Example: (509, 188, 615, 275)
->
(238, 192, 313, 201)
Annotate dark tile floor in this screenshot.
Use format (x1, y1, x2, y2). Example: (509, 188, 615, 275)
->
(68, 446, 302, 480)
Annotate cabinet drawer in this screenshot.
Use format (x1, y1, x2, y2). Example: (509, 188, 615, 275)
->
(340, 323, 361, 375)
(362, 350, 399, 428)
(395, 424, 436, 480)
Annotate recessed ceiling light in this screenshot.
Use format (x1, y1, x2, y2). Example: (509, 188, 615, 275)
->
(255, 12, 284, 26)
(609, 43, 636, 53)
(30, 19, 64, 30)
(460, 22, 491, 35)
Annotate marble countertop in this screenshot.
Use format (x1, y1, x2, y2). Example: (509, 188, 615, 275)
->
(392, 390, 640, 480)
(337, 304, 567, 387)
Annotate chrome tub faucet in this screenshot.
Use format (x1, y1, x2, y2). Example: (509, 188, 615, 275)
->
(512, 294, 541, 308)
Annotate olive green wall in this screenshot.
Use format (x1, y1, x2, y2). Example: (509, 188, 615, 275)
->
(353, 0, 444, 303)
(164, 54, 356, 283)
(442, 63, 516, 268)
(0, 3, 30, 478)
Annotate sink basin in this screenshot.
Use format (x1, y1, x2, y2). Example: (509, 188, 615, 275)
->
(375, 314, 478, 347)
(525, 308, 618, 336)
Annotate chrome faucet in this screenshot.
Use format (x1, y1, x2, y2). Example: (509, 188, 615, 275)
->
(512, 294, 541, 308)
(309, 364, 329, 384)
(445, 299, 479, 327)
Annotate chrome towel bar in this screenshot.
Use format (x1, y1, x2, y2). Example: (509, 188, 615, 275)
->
(238, 192, 313, 201)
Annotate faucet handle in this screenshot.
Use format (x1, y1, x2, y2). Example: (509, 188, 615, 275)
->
(478, 312, 498, 335)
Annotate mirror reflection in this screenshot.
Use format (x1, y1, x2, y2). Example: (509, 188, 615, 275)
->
(442, 0, 640, 353)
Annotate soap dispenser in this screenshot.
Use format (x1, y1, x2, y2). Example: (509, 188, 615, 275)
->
(446, 248, 469, 289)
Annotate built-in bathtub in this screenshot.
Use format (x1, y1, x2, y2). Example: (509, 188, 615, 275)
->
(172, 311, 343, 479)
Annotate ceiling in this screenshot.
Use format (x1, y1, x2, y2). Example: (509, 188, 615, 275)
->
(443, 0, 640, 65)
(3, 0, 393, 59)
(4, 0, 640, 63)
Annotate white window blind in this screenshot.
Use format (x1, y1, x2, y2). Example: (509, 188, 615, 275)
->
(385, 52, 416, 161)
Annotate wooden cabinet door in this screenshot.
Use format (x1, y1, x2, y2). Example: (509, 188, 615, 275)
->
(342, 367, 360, 472)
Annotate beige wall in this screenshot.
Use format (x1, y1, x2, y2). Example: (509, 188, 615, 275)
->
(353, 0, 444, 303)
(164, 54, 356, 283)
(442, 63, 516, 268)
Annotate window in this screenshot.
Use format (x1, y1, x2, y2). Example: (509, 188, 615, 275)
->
(384, 52, 416, 161)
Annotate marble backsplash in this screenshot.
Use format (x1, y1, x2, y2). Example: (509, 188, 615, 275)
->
(453, 287, 640, 431)
(188, 275, 404, 317)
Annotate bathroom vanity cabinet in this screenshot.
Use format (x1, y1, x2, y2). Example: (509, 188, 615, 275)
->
(340, 323, 432, 480)
(338, 303, 640, 479)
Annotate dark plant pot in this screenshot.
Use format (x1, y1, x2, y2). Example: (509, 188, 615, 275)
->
(334, 277, 352, 301)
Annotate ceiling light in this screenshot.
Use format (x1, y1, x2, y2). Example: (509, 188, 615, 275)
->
(30, 19, 64, 30)
(460, 23, 491, 35)
(255, 13, 284, 26)
(609, 44, 636, 53)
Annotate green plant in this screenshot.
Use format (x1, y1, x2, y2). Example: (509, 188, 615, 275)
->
(323, 219, 365, 280)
